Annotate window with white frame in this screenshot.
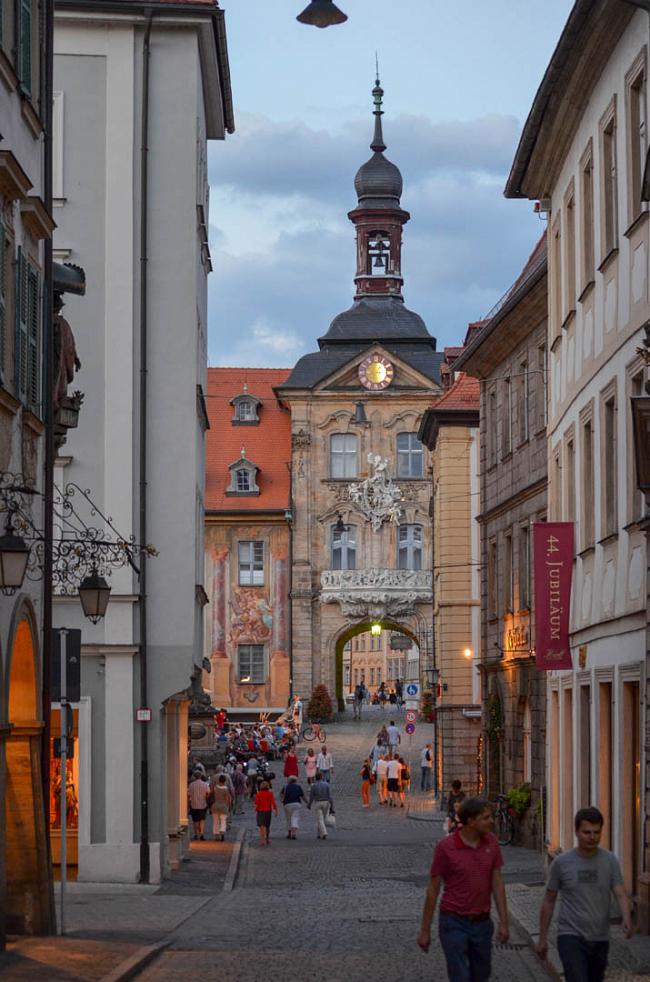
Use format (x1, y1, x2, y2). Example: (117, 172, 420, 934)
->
(331, 523, 356, 570)
(600, 103, 618, 258)
(581, 407, 595, 548)
(601, 385, 618, 537)
(518, 360, 529, 444)
(237, 644, 265, 683)
(501, 378, 512, 458)
(227, 456, 259, 496)
(330, 433, 358, 478)
(626, 52, 647, 222)
(238, 540, 264, 585)
(519, 525, 530, 611)
(564, 186, 576, 315)
(537, 344, 548, 431)
(580, 143, 595, 289)
(629, 367, 646, 522)
(396, 432, 423, 478)
(398, 524, 423, 570)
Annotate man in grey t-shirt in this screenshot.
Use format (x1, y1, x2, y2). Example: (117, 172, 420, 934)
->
(535, 807, 632, 981)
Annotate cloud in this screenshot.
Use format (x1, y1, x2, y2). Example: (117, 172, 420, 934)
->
(207, 110, 541, 368)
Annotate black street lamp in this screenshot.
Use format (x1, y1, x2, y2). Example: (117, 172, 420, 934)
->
(78, 567, 111, 624)
(296, 0, 348, 28)
(0, 519, 30, 595)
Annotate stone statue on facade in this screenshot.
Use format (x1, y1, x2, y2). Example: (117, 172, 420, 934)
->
(348, 453, 403, 530)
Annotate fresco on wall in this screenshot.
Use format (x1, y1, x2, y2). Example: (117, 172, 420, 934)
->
(211, 547, 228, 655)
(228, 590, 273, 647)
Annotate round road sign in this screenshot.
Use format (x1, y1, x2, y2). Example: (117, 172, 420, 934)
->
(405, 710, 417, 723)
(405, 722, 416, 735)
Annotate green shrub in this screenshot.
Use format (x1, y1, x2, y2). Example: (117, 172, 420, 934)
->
(307, 684, 334, 722)
(507, 782, 532, 818)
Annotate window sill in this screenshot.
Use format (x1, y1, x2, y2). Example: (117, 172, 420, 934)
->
(21, 97, 43, 140)
(236, 680, 266, 687)
(231, 419, 260, 426)
(598, 247, 618, 275)
(550, 332, 562, 354)
(598, 532, 618, 546)
(561, 309, 576, 331)
(516, 437, 529, 450)
(500, 452, 512, 463)
(577, 280, 595, 304)
(623, 518, 645, 532)
(624, 210, 648, 239)
(238, 584, 265, 589)
(577, 545, 595, 559)
(225, 490, 260, 497)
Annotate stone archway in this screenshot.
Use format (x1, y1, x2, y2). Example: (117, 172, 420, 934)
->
(333, 619, 420, 711)
(5, 605, 54, 935)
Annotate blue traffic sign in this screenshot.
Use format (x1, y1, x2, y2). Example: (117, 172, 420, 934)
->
(405, 722, 416, 735)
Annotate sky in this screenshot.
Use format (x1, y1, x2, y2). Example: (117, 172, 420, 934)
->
(207, 0, 574, 368)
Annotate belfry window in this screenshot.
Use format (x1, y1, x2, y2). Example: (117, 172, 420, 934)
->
(367, 231, 390, 275)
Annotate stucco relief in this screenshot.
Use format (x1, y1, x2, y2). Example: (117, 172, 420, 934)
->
(348, 453, 403, 530)
(228, 589, 273, 646)
(321, 568, 432, 619)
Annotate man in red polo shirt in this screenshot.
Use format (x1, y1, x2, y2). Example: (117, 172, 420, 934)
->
(417, 797, 509, 980)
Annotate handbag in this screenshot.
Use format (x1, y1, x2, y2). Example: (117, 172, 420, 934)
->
(325, 812, 336, 828)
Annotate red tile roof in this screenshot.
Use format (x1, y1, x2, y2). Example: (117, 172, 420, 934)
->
(205, 368, 292, 512)
(430, 372, 480, 411)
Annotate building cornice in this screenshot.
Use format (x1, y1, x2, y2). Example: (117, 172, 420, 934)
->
(477, 476, 547, 525)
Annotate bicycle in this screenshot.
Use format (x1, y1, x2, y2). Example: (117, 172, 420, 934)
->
(494, 793, 514, 846)
(302, 719, 327, 743)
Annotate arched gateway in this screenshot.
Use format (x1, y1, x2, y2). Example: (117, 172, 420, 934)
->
(275, 78, 441, 706)
(332, 619, 420, 710)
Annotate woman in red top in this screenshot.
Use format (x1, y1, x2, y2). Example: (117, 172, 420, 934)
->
(254, 781, 278, 846)
(283, 749, 299, 779)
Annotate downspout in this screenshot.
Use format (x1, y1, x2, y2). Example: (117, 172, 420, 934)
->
(138, 10, 153, 885)
(41, 0, 56, 933)
(285, 468, 294, 702)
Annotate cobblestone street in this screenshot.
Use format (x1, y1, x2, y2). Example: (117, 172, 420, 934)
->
(141, 709, 552, 981)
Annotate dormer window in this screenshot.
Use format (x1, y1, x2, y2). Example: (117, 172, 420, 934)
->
(231, 392, 261, 425)
(227, 450, 260, 496)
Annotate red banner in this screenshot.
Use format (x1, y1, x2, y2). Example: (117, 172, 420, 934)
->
(533, 523, 574, 671)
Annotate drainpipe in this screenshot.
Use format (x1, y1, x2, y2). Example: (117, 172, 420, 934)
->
(41, 0, 56, 934)
(138, 10, 153, 885)
(285, 471, 294, 702)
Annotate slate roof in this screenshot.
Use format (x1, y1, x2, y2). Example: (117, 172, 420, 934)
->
(318, 297, 434, 346)
(279, 342, 444, 390)
(354, 152, 403, 208)
(205, 368, 291, 512)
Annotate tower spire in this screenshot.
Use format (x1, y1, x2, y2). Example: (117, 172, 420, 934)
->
(370, 68, 386, 153)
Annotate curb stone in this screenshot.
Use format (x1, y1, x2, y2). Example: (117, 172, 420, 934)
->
(99, 941, 170, 982)
(223, 826, 246, 893)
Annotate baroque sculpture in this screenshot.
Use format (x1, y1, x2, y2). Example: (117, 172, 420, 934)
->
(348, 453, 403, 530)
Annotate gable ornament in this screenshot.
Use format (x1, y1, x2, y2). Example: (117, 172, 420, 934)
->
(348, 453, 403, 531)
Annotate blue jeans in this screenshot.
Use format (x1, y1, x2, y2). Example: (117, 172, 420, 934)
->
(320, 770, 330, 783)
(557, 935, 609, 982)
(421, 766, 431, 791)
(439, 912, 493, 981)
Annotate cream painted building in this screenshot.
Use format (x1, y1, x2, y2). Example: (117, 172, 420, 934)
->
(506, 0, 648, 905)
(420, 368, 481, 794)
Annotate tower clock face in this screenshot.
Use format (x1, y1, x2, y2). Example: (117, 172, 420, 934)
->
(358, 354, 394, 390)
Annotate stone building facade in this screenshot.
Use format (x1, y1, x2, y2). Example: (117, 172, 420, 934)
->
(455, 238, 548, 847)
(505, 0, 649, 903)
(204, 368, 291, 715)
(419, 370, 482, 796)
(275, 79, 443, 708)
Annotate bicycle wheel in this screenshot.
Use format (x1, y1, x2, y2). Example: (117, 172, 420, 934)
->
(495, 808, 513, 846)
(302, 726, 316, 742)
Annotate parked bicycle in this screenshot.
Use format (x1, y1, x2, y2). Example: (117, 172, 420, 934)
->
(494, 793, 514, 846)
(302, 719, 327, 743)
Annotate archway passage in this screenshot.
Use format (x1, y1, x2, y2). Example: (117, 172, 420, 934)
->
(5, 615, 54, 936)
(335, 620, 420, 712)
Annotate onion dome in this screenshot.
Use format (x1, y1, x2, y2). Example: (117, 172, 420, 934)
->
(353, 76, 403, 208)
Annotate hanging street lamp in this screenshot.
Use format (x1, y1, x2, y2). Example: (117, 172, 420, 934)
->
(0, 518, 30, 595)
(78, 567, 111, 624)
(296, 1, 348, 28)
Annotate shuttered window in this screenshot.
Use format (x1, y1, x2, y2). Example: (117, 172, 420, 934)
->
(14, 247, 39, 412)
(18, 0, 31, 96)
(15, 246, 28, 403)
(0, 223, 6, 379)
(27, 264, 39, 412)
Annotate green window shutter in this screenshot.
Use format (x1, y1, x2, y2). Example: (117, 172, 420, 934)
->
(0, 223, 6, 381)
(26, 263, 39, 412)
(19, 0, 31, 96)
(14, 247, 28, 404)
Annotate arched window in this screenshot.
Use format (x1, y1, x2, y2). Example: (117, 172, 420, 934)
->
(396, 432, 423, 478)
(331, 523, 356, 570)
(398, 524, 423, 570)
(330, 433, 358, 478)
